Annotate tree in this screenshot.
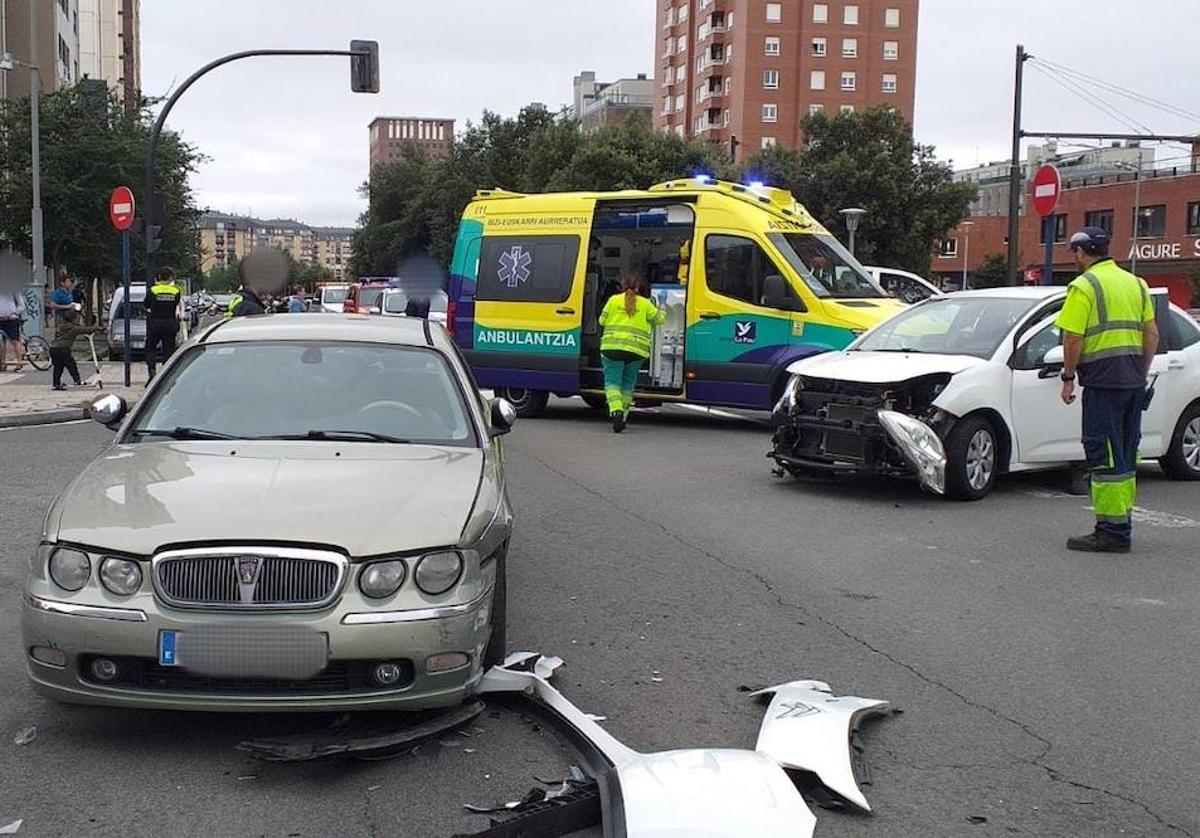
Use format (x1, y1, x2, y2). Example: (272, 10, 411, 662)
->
(0, 83, 204, 284)
(970, 253, 1009, 289)
(736, 107, 976, 275)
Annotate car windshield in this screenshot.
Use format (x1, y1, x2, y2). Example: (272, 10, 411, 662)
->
(322, 288, 347, 303)
(768, 233, 885, 299)
(359, 287, 384, 308)
(112, 300, 145, 319)
(128, 341, 476, 446)
(385, 290, 448, 314)
(854, 296, 1041, 358)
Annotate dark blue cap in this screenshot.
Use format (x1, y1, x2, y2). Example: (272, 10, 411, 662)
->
(1068, 226, 1110, 255)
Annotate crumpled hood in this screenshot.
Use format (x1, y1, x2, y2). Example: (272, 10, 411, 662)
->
(52, 441, 483, 556)
(786, 350, 984, 383)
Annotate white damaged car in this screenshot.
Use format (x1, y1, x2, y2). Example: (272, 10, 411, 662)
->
(769, 287, 1200, 499)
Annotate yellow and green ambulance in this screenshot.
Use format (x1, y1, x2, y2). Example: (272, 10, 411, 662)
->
(447, 177, 904, 415)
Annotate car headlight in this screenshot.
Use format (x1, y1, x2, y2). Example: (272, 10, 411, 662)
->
(877, 409, 947, 495)
(414, 551, 463, 595)
(359, 560, 407, 599)
(49, 548, 91, 591)
(99, 557, 142, 596)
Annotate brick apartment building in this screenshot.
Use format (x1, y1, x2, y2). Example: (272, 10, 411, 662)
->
(934, 158, 1200, 309)
(368, 117, 456, 170)
(197, 213, 355, 281)
(653, 0, 918, 157)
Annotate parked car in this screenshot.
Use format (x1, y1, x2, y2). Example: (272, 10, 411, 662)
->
(106, 284, 148, 360)
(343, 279, 390, 314)
(866, 266, 942, 304)
(317, 284, 349, 313)
(24, 315, 517, 711)
(769, 287, 1200, 499)
(378, 287, 450, 326)
(211, 294, 235, 313)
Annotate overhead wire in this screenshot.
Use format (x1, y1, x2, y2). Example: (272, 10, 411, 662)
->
(1027, 61, 1156, 136)
(1031, 56, 1200, 125)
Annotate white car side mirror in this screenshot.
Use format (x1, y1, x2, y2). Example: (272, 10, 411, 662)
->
(1043, 345, 1065, 366)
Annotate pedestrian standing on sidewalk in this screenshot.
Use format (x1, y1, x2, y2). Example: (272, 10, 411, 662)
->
(145, 267, 182, 382)
(599, 274, 665, 433)
(49, 276, 76, 323)
(49, 307, 99, 390)
(0, 289, 25, 371)
(1055, 226, 1159, 553)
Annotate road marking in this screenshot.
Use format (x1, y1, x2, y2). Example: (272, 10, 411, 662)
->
(0, 418, 90, 432)
(1077, 505, 1200, 529)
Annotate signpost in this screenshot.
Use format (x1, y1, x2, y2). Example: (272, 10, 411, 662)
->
(109, 186, 135, 386)
(1031, 164, 1061, 286)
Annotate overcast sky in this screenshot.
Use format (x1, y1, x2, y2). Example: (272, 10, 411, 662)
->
(141, 0, 1200, 227)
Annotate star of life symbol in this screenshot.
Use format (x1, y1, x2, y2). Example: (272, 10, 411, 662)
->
(498, 245, 532, 289)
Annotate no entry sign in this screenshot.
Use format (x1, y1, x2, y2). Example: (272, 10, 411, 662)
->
(109, 186, 135, 232)
(1031, 165, 1061, 217)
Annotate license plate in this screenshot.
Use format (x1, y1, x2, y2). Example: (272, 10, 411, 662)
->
(159, 630, 181, 666)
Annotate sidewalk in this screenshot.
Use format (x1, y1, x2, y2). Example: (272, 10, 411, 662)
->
(0, 357, 147, 428)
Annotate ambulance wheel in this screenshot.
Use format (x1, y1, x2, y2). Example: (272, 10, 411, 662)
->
(580, 393, 608, 412)
(1159, 402, 1200, 481)
(497, 387, 548, 418)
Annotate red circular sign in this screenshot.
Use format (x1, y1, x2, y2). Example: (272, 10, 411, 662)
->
(109, 186, 136, 231)
(1031, 165, 1061, 217)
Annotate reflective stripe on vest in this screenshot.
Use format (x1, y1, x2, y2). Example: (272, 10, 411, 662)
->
(601, 324, 653, 356)
(1077, 265, 1147, 363)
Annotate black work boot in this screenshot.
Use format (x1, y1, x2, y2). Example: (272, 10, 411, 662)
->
(1066, 531, 1131, 554)
(611, 412, 625, 433)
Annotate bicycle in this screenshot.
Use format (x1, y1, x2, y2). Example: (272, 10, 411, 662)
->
(5, 321, 51, 371)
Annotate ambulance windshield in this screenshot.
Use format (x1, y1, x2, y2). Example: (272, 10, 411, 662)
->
(769, 233, 886, 299)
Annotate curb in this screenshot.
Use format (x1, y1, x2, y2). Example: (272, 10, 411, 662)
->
(0, 406, 89, 429)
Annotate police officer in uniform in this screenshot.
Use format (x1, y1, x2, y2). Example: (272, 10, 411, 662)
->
(1055, 227, 1159, 553)
(144, 267, 182, 381)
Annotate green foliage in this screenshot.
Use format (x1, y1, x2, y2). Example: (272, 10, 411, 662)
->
(0, 83, 204, 282)
(202, 258, 241, 294)
(970, 253, 1009, 289)
(351, 104, 972, 279)
(737, 107, 977, 275)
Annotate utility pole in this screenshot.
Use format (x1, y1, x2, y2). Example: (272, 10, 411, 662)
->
(28, 0, 45, 338)
(1005, 45, 1027, 287)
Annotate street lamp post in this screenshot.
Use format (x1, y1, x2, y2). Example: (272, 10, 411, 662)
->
(1115, 152, 1144, 276)
(27, 3, 45, 339)
(839, 207, 867, 256)
(960, 220, 974, 289)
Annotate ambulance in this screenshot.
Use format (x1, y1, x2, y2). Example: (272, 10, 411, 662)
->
(446, 177, 905, 415)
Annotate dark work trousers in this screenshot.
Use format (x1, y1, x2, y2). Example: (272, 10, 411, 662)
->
(1081, 386, 1145, 543)
(145, 319, 178, 379)
(50, 347, 80, 387)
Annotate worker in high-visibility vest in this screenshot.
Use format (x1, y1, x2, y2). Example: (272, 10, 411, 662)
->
(599, 275, 665, 433)
(1055, 226, 1159, 553)
(144, 267, 181, 381)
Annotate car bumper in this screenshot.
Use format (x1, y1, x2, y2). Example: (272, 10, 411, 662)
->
(21, 584, 495, 712)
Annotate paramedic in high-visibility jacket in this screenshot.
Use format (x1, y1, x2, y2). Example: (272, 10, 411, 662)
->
(1055, 226, 1159, 553)
(599, 275, 665, 434)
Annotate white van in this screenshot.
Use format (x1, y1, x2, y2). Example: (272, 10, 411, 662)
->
(106, 284, 147, 360)
(318, 284, 349, 313)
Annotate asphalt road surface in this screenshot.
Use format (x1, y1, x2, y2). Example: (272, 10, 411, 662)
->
(2, 403, 1198, 837)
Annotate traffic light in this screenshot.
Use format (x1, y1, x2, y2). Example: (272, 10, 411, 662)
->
(146, 192, 167, 255)
(350, 40, 380, 93)
(146, 224, 163, 254)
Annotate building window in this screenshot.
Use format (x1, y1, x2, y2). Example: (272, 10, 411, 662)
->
(664, 6, 675, 27)
(679, 4, 688, 21)
(842, 38, 858, 58)
(882, 73, 897, 93)
(766, 2, 782, 22)
(808, 103, 825, 116)
(675, 94, 685, 112)
(762, 103, 778, 122)
(840, 104, 856, 115)
(1085, 209, 1115, 236)
(886, 7, 901, 27)
(677, 65, 686, 83)
(663, 36, 674, 57)
(813, 3, 828, 23)
(1187, 202, 1200, 235)
(765, 36, 781, 56)
(811, 37, 827, 57)
(1135, 205, 1167, 238)
(676, 34, 688, 53)
(811, 70, 826, 90)
(840, 71, 856, 91)
(763, 69, 779, 89)
(938, 239, 958, 258)
(762, 136, 777, 149)
(1040, 214, 1069, 243)
(844, 4, 860, 24)
(884, 41, 899, 60)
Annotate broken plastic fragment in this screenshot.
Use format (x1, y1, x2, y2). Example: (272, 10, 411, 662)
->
(0, 820, 21, 835)
(749, 680, 890, 812)
(13, 726, 36, 746)
(533, 655, 564, 680)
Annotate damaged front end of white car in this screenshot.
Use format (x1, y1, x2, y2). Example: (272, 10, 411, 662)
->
(769, 372, 954, 495)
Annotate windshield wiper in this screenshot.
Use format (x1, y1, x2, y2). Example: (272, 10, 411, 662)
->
(131, 426, 241, 440)
(260, 430, 412, 444)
